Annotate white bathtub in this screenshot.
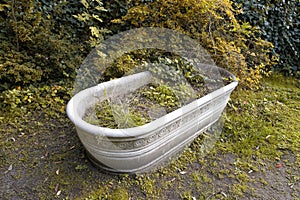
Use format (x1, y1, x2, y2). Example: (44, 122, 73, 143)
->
(67, 67, 238, 173)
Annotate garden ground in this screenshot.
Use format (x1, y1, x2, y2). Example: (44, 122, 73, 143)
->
(1, 74, 299, 200)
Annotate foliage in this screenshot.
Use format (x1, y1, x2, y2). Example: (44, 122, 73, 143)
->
(36, 0, 84, 36)
(66, 0, 132, 38)
(84, 98, 151, 129)
(92, 0, 154, 34)
(99, 49, 162, 82)
(0, 84, 69, 116)
(232, 0, 300, 76)
(73, 0, 109, 47)
(0, 0, 84, 91)
(101, 0, 133, 34)
(35, 0, 131, 45)
(115, 0, 277, 88)
(143, 84, 179, 108)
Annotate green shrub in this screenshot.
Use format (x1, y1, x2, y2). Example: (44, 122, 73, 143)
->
(0, 84, 69, 116)
(73, 0, 109, 47)
(0, 42, 43, 90)
(232, 0, 299, 76)
(101, 0, 133, 34)
(36, 1, 85, 35)
(0, 0, 84, 91)
(114, 0, 277, 88)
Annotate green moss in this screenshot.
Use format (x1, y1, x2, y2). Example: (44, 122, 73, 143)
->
(220, 74, 300, 163)
(111, 187, 129, 200)
(259, 178, 268, 186)
(180, 190, 194, 200)
(231, 183, 249, 197)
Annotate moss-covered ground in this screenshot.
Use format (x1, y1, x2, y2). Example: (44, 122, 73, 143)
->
(1, 74, 299, 199)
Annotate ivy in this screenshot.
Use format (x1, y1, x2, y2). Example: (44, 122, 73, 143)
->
(73, 0, 109, 47)
(232, 0, 300, 76)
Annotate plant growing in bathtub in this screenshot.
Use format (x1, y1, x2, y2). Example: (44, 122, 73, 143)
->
(83, 56, 232, 128)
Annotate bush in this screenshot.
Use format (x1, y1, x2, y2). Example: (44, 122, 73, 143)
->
(114, 0, 277, 88)
(0, 84, 69, 116)
(72, 0, 109, 47)
(0, 0, 84, 91)
(38, 0, 126, 47)
(232, 0, 299, 76)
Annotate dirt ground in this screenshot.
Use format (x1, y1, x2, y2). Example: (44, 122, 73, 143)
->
(1, 112, 299, 199)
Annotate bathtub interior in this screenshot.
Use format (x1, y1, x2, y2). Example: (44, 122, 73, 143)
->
(75, 65, 237, 130)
